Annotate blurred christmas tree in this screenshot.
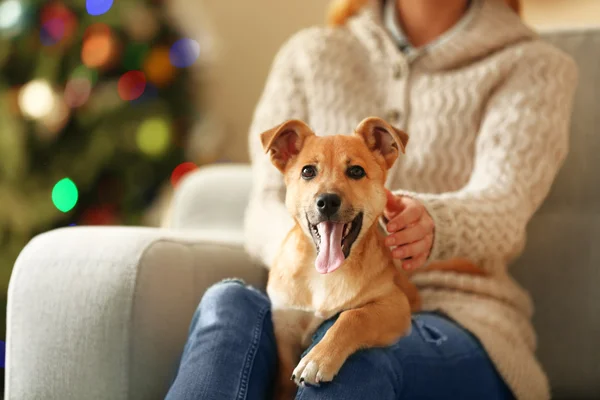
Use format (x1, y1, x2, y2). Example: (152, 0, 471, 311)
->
(0, 0, 215, 338)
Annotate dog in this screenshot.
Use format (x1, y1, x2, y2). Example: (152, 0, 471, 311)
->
(260, 117, 484, 399)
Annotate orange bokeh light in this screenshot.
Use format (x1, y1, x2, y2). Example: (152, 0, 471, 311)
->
(81, 23, 116, 69)
(143, 46, 176, 87)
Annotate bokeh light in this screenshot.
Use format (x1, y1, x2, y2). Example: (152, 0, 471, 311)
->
(123, 42, 149, 70)
(143, 46, 176, 87)
(81, 23, 116, 69)
(18, 80, 56, 119)
(0, 0, 24, 35)
(86, 0, 113, 16)
(64, 77, 92, 108)
(52, 178, 79, 213)
(40, 2, 77, 46)
(71, 65, 98, 85)
(80, 205, 118, 225)
(40, 96, 70, 136)
(121, 2, 158, 42)
(169, 38, 200, 68)
(117, 70, 146, 101)
(40, 17, 65, 46)
(86, 81, 122, 113)
(136, 117, 171, 157)
(170, 162, 198, 188)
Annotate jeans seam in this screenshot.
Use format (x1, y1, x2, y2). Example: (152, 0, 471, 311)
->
(236, 302, 270, 400)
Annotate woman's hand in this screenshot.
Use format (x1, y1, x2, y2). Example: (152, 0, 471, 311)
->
(383, 190, 435, 270)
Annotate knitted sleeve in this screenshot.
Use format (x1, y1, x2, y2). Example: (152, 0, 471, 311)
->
(243, 32, 311, 268)
(394, 50, 579, 265)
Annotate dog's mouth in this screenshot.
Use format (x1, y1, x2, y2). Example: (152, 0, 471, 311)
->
(308, 212, 363, 274)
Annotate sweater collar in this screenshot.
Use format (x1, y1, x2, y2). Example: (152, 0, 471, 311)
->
(350, 0, 537, 70)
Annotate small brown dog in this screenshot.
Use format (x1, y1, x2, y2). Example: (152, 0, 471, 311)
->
(260, 117, 482, 399)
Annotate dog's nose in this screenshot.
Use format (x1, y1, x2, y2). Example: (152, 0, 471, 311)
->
(316, 193, 341, 217)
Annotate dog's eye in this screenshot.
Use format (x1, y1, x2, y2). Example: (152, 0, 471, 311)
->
(347, 166, 366, 180)
(301, 165, 317, 180)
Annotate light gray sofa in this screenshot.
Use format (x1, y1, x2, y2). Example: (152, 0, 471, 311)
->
(5, 27, 600, 400)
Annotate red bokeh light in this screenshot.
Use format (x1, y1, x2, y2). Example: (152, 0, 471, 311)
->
(117, 71, 146, 101)
(40, 2, 78, 47)
(170, 162, 198, 188)
(80, 205, 119, 225)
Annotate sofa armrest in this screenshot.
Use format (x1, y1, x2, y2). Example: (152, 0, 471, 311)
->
(6, 226, 268, 400)
(169, 163, 252, 235)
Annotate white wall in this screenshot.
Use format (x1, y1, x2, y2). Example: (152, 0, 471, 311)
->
(522, 0, 600, 29)
(170, 0, 327, 162)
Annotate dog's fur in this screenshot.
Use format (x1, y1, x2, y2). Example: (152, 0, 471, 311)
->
(261, 117, 484, 399)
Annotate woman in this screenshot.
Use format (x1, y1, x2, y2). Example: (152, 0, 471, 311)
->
(166, 0, 578, 399)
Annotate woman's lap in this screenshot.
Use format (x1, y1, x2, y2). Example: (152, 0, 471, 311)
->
(166, 281, 514, 400)
(165, 279, 277, 400)
(297, 312, 514, 399)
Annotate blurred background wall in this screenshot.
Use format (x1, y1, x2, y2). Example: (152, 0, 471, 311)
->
(177, 0, 599, 163)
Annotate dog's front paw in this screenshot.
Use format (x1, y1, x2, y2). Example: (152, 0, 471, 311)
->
(291, 344, 345, 387)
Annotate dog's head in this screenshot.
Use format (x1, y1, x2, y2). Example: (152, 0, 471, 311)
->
(260, 117, 409, 274)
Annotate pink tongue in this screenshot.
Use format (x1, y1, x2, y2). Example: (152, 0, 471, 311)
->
(315, 222, 345, 274)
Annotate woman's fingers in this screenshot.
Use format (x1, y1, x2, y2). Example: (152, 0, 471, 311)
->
(385, 223, 424, 247)
(401, 252, 429, 271)
(382, 193, 436, 271)
(383, 190, 404, 221)
(386, 201, 423, 232)
(391, 234, 433, 260)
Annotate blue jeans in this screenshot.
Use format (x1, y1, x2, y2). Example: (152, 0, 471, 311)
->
(165, 280, 514, 400)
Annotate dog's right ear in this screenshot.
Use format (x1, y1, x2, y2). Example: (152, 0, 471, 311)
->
(354, 117, 409, 169)
(260, 119, 314, 172)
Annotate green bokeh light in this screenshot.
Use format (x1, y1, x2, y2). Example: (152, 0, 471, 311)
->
(52, 178, 79, 213)
(123, 42, 150, 70)
(71, 65, 98, 85)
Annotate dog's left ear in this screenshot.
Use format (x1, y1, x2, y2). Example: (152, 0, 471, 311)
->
(260, 119, 315, 172)
(354, 117, 409, 169)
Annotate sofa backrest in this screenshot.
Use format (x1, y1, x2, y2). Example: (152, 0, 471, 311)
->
(511, 26, 600, 399)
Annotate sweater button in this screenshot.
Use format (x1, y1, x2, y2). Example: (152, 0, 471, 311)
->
(393, 64, 403, 79)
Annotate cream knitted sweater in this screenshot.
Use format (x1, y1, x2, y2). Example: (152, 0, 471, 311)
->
(243, 0, 578, 398)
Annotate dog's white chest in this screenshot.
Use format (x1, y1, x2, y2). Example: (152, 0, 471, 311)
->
(309, 274, 357, 318)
